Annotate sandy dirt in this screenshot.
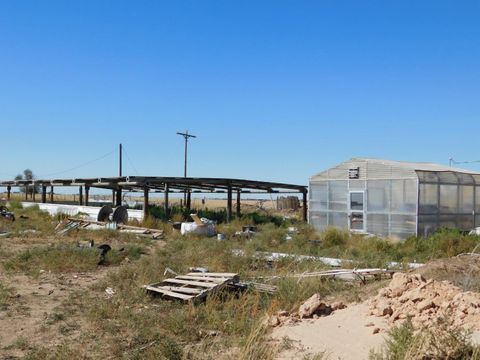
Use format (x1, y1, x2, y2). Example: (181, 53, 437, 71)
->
(272, 303, 389, 360)
(0, 269, 109, 358)
(0, 232, 152, 358)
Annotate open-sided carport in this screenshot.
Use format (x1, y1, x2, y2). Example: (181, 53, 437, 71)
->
(0, 176, 308, 222)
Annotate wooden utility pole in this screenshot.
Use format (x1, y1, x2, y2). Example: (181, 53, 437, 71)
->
(116, 143, 122, 206)
(176, 131, 197, 209)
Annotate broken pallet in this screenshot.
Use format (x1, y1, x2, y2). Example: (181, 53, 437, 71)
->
(145, 272, 239, 303)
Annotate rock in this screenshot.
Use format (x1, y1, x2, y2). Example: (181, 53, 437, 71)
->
(331, 301, 346, 311)
(373, 328, 381, 334)
(268, 316, 280, 327)
(299, 293, 323, 318)
(390, 287, 405, 298)
(317, 303, 333, 316)
(376, 300, 393, 317)
(389, 273, 410, 290)
(417, 299, 434, 312)
(365, 322, 375, 327)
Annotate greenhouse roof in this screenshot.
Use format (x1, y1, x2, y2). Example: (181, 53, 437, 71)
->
(352, 158, 480, 175)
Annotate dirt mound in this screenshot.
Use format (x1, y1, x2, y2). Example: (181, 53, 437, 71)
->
(415, 254, 480, 291)
(268, 294, 346, 327)
(369, 272, 480, 329)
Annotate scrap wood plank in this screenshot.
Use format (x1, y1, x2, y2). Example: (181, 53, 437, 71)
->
(146, 285, 204, 295)
(162, 278, 220, 288)
(187, 272, 239, 278)
(176, 275, 229, 283)
(156, 286, 204, 295)
(145, 272, 238, 303)
(144, 286, 194, 301)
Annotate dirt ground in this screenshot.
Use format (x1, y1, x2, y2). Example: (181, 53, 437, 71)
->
(0, 232, 158, 359)
(0, 270, 106, 358)
(272, 303, 389, 359)
(271, 259, 480, 360)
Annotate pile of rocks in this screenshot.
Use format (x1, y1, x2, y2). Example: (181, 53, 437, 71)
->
(370, 272, 480, 329)
(268, 293, 346, 327)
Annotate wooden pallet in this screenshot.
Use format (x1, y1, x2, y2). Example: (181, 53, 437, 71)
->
(145, 272, 239, 303)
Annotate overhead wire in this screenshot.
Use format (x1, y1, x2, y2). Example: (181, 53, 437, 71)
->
(122, 145, 140, 175)
(38, 148, 117, 178)
(451, 159, 480, 165)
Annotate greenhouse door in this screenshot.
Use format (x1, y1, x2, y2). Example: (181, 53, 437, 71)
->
(349, 191, 365, 232)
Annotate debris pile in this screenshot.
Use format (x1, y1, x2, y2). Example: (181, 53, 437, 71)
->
(369, 273, 480, 329)
(180, 214, 216, 237)
(268, 293, 346, 327)
(0, 205, 15, 221)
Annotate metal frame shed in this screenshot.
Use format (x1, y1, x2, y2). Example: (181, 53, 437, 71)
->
(309, 158, 480, 238)
(0, 176, 308, 222)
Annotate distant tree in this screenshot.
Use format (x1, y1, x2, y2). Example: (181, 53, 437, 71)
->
(14, 169, 39, 194)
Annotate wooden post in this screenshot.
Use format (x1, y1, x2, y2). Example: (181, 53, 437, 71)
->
(302, 191, 308, 222)
(24, 186, 28, 201)
(164, 183, 169, 219)
(50, 186, 54, 203)
(236, 189, 241, 218)
(116, 188, 122, 207)
(41, 186, 47, 203)
(227, 184, 233, 222)
(112, 190, 116, 206)
(79, 186, 83, 205)
(7, 186, 11, 200)
(143, 186, 149, 219)
(32, 184, 36, 202)
(85, 185, 90, 206)
(186, 190, 191, 210)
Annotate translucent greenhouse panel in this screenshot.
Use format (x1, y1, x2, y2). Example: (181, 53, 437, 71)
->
(349, 180, 366, 190)
(328, 181, 348, 211)
(328, 212, 348, 229)
(418, 215, 438, 236)
(391, 179, 417, 213)
(367, 180, 390, 212)
(457, 215, 474, 231)
(416, 171, 438, 183)
(390, 215, 417, 238)
(476, 187, 480, 213)
(476, 215, 480, 228)
(439, 215, 457, 229)
(366, 214, 389, 237)
(437, 172, 459, 184)
(457, 173, 475, 185)
(419, 183, 438, 214)
(439, 185, 458, 214)
(309, 182, 328, 211)
(459, 186, 474, 213)
(309, 211, 328, 230)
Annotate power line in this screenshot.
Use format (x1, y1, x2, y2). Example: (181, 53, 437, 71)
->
(38, 148, 117, 178)
(449, 157, 480, 167)
(122, 145, 140, 175)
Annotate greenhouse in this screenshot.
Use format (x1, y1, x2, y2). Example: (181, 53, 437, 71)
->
(309, 158, 480, 239)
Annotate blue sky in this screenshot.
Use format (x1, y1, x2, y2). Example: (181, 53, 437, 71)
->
(1, 0, 480, 188)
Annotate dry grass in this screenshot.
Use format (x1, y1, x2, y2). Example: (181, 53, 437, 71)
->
(1, 206, 480, 359)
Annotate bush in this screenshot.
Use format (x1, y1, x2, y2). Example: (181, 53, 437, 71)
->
(321, 227, 349, 247)
(370, 318, 480, 360)
(147, 205, 285, 225)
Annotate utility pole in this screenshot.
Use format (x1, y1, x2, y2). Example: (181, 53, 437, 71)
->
(116, 143, 123, 207)
(449, 157, 453, 167)
(119, 143, 123, 177)
(176, 131, 197, 208)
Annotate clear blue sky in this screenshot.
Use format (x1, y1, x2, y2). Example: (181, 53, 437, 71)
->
(1, 0, 480, 187)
